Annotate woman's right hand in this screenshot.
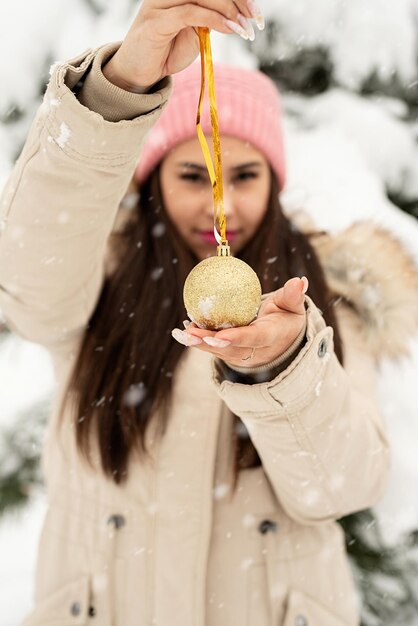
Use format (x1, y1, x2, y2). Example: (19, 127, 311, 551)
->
(103, 0, 264, 92)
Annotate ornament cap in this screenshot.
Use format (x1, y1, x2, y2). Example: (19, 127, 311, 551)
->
(217, 241, 231, 257)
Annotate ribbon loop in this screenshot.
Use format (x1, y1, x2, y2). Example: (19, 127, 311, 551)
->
(196, 27, 227, 246)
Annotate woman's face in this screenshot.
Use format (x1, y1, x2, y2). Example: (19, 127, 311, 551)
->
(159, 136, 271, 260)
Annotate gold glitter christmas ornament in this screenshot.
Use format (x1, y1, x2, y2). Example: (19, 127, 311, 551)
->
(182, 28, 262, 331)
(184, 243, 262, 330)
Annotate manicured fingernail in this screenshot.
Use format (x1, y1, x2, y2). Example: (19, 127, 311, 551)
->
(183, 320, 191, 328)
(247, 0, 265, 30)
(237, 13, 255, 41)
(203, 337, 231, 348)
(223, 18, 249, 40)
(301, 276, 309, 294)
(172, 328, 202, 346)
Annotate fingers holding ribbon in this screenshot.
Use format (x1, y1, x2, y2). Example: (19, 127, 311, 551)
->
(225, 1, 265, 41)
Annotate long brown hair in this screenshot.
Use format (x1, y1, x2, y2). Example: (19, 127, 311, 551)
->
(67, 167, 343, 483)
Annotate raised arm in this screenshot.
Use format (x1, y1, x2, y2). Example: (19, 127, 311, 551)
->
(0, 44, 171, 347)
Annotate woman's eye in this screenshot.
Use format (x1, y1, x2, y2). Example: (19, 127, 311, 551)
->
(235, 171, 257, 182)
(179, 173, 206, 183)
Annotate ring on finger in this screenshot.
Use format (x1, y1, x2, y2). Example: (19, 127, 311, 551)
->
(241, 347, 256, 361)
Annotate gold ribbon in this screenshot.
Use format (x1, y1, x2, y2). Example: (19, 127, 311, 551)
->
(196, 27, 227, 245)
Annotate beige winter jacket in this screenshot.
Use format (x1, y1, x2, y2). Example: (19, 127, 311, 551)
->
(2, 42, 416, 626)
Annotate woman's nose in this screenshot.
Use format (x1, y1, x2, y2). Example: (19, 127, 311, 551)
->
(203, 186, 235, 218)
(223, 191, 234, 217)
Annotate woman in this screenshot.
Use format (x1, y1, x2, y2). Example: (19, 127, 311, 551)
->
(1, 1, 416, 624)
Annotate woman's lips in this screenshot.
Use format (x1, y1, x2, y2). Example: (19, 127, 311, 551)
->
(198, 230, 239, 244)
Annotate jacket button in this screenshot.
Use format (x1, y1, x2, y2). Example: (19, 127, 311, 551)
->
(295, 615, 308, 626)
(107, 514, 126, 529)
(70, 602, 81, 616)
(258, 519, 278, 534)
(317, 338, 327, 358)
(88, 606, 96, 617)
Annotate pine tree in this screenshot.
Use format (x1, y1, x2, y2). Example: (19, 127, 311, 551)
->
(252, 1, 418, 223)
(0, 400, 49, 515)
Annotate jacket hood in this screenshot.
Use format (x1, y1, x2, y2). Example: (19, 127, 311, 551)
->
(309, 220, 418, 362)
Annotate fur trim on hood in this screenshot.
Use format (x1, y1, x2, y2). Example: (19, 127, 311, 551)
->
(309, 221, 418, 362)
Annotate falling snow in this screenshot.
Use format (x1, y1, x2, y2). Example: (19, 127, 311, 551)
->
(199, 295, 216, 317)
(240, 557, 253, 571)
(123, 382, 147, 408)
(54, 122, 71, 148)
(120, 192, 140, 210)
(150, 267, 164, 281)
(48, 61, 61, 77)
(241, 513, 256, 529)
(152, 223, 166, 237)
(213, 483, 230, 500)
(57, 211, 69, 224)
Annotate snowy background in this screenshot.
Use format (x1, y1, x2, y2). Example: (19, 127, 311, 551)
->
(1, 0, 418, 624)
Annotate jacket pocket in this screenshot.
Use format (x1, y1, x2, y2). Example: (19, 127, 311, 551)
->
(282, 588, 354, 626)
(20, 576, 98, 626)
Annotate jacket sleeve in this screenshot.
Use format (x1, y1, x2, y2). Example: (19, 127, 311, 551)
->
(212, 296, 391, 525)
(0, 43, 171, 348)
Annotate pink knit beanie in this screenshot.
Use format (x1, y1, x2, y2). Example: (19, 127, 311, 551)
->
(135, 61, 286, 190)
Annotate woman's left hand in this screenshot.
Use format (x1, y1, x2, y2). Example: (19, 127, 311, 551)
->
(172, 276, 308, 368)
